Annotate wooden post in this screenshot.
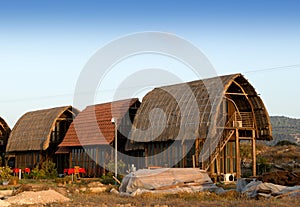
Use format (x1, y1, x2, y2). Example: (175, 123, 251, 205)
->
(69, 151, 72, 168)
(192, 155, 196, 168)
(96, 147, 99, 176)
(235, 129, 241, 178)
(145, 147, 148, 168)
(182, 142, 186, 168)
(195, 139, 200, 167)
(216, 154, 220, 176)
(252, 130, 256, 176)
(210, 161, 214, 177)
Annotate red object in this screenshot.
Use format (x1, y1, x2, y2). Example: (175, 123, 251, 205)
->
(78, 168, 86, 173)
(67, 168, 75, 175)
(64, 168, 86, 175)
(13, 168, 20, 174)
(24, 168, 30, 173)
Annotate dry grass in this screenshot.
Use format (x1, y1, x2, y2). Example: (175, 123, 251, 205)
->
(8, 179, 300, 207)
(53, 191, 300, 207)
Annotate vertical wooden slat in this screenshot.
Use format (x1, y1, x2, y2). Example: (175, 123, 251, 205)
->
(224, 144, 227, 173)
(182, 142, 186, 168)
(145, 147, 148, 168)
(216, 154, 220, 176)
(69, 150, 72, 168)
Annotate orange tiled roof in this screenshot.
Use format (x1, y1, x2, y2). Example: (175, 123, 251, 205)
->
(59, 98, 139, 147)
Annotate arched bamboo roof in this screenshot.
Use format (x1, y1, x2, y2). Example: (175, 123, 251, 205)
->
(0, 116, 11, 144)
(6, 106, 79, 152)
(128, 74, 272, 149)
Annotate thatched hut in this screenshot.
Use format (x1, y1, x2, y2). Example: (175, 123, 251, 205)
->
(6, 106, 79, 172)
(0, 116, 10, 165)
(56, 98, 140, 177)
(126, 73, 272, 180)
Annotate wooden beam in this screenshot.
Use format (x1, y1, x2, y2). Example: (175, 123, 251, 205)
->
(235, 129, 241, 178)
(56, 118, 73, 121)
(252, 129, 256, 176)
(225, 92, 248, 96)
(232, 80, 258, 139)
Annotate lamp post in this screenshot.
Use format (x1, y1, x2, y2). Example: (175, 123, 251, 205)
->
(111, 117, 117, 179)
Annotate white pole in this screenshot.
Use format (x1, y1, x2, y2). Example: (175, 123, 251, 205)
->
(114, 121, 118, 179)
(19, 169, 21, 180)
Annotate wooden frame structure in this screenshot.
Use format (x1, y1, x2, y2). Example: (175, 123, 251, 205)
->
(5, 106, 79, 172)
(56, 99, 140, 177)
(0, 116, 10, 165)
(126, 74, 272, 180)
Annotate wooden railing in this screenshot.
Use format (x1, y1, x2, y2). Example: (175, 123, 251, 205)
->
(225, 112, 254, 128)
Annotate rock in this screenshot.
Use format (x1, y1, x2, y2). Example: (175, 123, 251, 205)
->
(87, 181, 107, 193)
(89, 187, 107, 193)
(0, 200, 11, 207)
(57, 183, 64, 187)
(0, 190, 13, 197)
(110, 188, 119, 195)
(87, 181, 105, 188)
(80, 187, 87, 192)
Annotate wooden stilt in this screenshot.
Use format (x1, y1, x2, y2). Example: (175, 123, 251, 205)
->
(235, 129, 241, 178)
(216, 154, 220, 176)
(252, 130, 256, 176)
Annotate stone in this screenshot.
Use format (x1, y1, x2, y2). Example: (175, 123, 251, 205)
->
(89, 187, 107, 193)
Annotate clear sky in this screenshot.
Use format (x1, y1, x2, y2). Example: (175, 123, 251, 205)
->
(0, 0, 300, 127)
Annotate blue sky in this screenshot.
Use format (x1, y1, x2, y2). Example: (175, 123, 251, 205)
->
(0, 0, 300, 126)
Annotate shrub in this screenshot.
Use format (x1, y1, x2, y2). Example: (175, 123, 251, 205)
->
(0, 166, 12, 181)
(100, 173, 115, 185)
(41, 160, 57, 179)
(275, 140, 297, 146)
(29, 160, 58, 179)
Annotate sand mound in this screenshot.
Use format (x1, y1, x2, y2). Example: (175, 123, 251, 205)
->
(6, 189, 70, 205)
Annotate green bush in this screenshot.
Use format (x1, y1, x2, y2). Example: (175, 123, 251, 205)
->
(0, 166, 12, 181)
(100, 173, 115, 185)
(275, 140, 297, 146)
(41, 160, 57, 179)
(29, 160, 58, 179)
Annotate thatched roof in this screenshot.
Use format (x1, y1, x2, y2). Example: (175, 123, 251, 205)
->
(6, 106, 79, 152)
(127, 74, 272, 149)
(58, 98, 140, 148)
(0, 116, 11, 144)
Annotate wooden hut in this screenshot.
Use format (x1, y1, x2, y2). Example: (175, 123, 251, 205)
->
(126, 73, 272, 180)
(0, 116, 10, 165)
(6, 106, 79, 173)
(56, 98, 140, 177)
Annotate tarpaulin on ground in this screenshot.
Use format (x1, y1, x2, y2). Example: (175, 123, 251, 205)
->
(237, 179, 300, 198)
(119, 168, 222, 196)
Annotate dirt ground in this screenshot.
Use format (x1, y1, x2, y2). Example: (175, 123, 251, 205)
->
(1, 180, 300, 207)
